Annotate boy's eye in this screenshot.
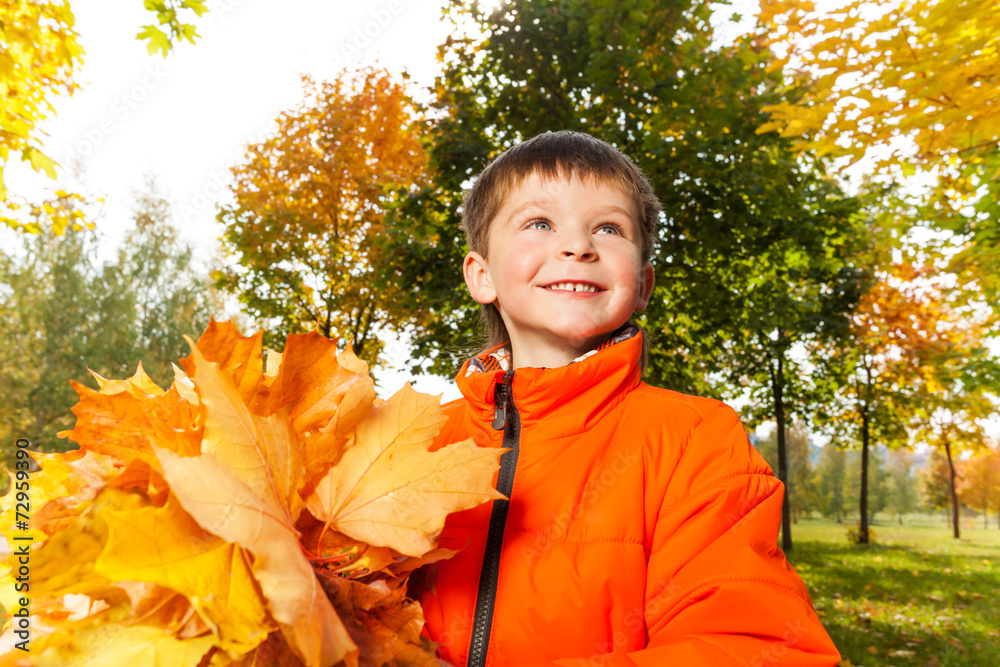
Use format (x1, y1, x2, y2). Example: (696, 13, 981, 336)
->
(526, 219, 625, 235)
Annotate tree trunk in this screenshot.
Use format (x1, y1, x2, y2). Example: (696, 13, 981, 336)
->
(772, 348, 792, 552)
(859, 409, 870, 544)
(944, 439, 960, 539)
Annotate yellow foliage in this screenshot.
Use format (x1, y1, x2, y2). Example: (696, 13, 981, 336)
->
(0, 1, 83, 201)
(757, 0, 1000, 170)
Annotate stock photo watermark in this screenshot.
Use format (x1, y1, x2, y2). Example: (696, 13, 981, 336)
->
(64, 64, 168, 165)
(8, 439, 34, 653)
(520, 446, 640, 565)
(338, 0, 405, 62)
(63, 0, 254, 167)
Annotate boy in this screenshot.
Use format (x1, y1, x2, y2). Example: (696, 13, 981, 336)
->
(416, 131, 840, 666)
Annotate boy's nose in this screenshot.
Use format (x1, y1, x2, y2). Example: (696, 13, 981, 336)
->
(559, 232, 597, 260)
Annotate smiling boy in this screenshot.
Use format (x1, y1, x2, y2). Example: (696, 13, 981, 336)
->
(464, 171, 654, 369)
(416, 131, 840, 666)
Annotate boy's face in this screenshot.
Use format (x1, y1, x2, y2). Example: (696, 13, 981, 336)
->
(464, 171, 655, 369)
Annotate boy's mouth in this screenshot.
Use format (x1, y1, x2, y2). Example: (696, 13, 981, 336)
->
(540, 281, 605, 293)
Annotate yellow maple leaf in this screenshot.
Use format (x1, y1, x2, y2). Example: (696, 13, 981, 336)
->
(94, 493, 272, 654)
(155, 445, 354, 666)
(304, 383, 507, 557)
(88, 361, 165, 397)
(30, 624, 216, 667)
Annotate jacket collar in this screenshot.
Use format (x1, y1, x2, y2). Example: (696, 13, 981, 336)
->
(454, 324, 643, 435)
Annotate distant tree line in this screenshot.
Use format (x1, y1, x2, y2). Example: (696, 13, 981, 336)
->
(0, 178, 224, 468)
(753, 422, 1000, 531)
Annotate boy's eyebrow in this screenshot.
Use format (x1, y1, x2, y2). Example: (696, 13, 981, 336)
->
(505, 200, 551, 226)
(505, 201, 636, 226)
(593, 204, 636, 223)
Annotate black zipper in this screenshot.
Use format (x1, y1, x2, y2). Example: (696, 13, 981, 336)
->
(467, 368, 519, 667)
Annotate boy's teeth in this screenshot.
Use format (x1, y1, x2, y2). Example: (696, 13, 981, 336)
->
(548, 282, 598, 292)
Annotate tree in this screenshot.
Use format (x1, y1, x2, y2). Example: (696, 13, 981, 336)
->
(814, 443, 847, 523)
(216, 66, 431, 367)
(842, 449, 862, 524)
(920, 448, 955, 523)
(961, 446, 1000, 529)
(0, 220, 101, 459)
(691, 132, 870, 552)
(375, 1, 871, 556)
(0, 180, 218, 465)
(884, 449, 919, 524)
(754, 0, 1000, 309)
(0, 1, 209, 226)
(867, 448, 890, 525)
(814, 262, 949, 544)
(381, 0, 870, 402)
(754, 420, 817, 522)
(908, 272, 997, 539)
(99, 176, 222, 387)
(0, 1, 81, 207)
(755, 0, 1000, 171)
(379, 0, 719, 383)
(912, 392, 992, 539)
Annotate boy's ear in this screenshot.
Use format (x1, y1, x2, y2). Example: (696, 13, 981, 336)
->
(463, 251, 498, 305)
(634, 261, 655, 311)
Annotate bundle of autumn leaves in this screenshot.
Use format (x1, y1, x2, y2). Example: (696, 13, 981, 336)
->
(0, 321, 506, 666)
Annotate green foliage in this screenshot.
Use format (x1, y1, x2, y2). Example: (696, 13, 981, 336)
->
(920, 449, 956, 513)
(754, 421, 817, 517)
(0, 178, 219, 467)
(941, 151, 1000, 308)
(867, 449, 892, 522)
(814, 444, 847, 522)
(0, 221, 101, 460)
(885, 450, 920, 522)
(379, 0, 869, 400)
(100, 177, 222, 387)
(136, 0, 210, 56)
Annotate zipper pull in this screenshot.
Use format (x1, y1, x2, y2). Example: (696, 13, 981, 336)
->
(491, 370, 513, 430)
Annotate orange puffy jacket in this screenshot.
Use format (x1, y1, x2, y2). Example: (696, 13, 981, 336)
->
(417, 325, 841, 666)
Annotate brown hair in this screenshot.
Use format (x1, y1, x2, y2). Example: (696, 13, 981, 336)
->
(459, 130, 662, 375)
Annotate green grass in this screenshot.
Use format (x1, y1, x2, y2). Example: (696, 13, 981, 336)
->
(785, 517, 1000, 666)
